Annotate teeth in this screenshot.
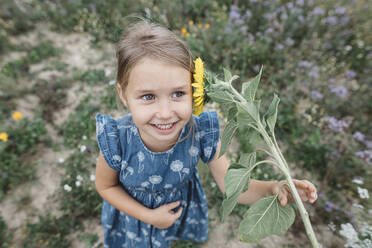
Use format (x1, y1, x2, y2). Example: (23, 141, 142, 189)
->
(155, 123, 173, 130)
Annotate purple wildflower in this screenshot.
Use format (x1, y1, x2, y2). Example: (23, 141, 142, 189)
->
(355, 150, 372, 165)
(311, 90, 324, 100)
(325, 16, 338, 25)
(345, 70, 356, 80)
(309, 66, 319, 79)
(299, 60, 313, 68)
(240, 26, 248, 34)
(322, 116, 351, 132)
(296, 0, 305, 6)
(328, 78, 336, 84)
(365, 141, 372, 149)
(245, 10, 252, 19)
(247, 33, 255, 42)
(353, 132, 365, 143)
(298, 15, 305, 23)
(229, 5, 241, 20)
(311, 7, 324, 16)
(335, 7, 347, 15)
(325, 201, 335, 212)
(339, 16, 350, 26)
(285, 37, 295, 46)
(275, 43, 284, 50)
(329, 85, 347, 98)
(265, 28, 274, 34)
(224, 27, 232, 34)
(326, 150, 341, 160)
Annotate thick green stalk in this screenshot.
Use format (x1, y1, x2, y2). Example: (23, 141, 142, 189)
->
(228, 84, 319, 247)
(257, 122, 320, 248)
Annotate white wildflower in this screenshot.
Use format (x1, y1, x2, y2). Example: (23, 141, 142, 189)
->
(58, 158, 65, 163)
(64, 184, 72, 192)
(109, 80, 116, 85)
(328, 222, 336, 231)
(75, 181, 81, 187)
(76, 175, 83, 181)
(352, 203, 364, 209)
(352, 177, 364, 185)
(210, 182, 216, 188)
(82, 135, 87, 140)
(357, 187, 369, 199)
(90, 174, 95, 181)
(339, 223, 359, 247)
(80, 145, 87, 152)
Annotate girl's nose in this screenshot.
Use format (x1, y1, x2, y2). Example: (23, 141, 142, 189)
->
(157, 100, 173, 119)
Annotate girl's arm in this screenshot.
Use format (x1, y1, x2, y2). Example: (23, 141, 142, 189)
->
(95, 152, 183, 228)
(95, 152, 153, 222)
(208, 141, 317, 205)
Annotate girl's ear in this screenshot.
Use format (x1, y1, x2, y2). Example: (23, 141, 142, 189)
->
(116, 84, 128, 107)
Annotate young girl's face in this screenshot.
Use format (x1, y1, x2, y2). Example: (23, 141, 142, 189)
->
(119, 57, 192, 152)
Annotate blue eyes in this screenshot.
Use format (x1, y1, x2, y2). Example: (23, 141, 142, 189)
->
(140, 91, 185, 101)
(173, 91, 185, 98)
(141, 94, 155, 101)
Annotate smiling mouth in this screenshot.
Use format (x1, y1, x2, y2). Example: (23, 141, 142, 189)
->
(151, 122, 177, 130)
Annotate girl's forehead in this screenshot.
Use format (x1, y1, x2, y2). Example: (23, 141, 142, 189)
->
(128, 58, 191, 88)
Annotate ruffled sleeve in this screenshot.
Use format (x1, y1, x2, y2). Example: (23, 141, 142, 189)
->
(96, 114, 122, 172)
(195, 111, 220, 163)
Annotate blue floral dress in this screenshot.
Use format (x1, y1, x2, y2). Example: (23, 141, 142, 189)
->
(96, 111, 220, 248)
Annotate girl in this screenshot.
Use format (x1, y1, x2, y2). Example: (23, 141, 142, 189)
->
(95, 21, 318, 248)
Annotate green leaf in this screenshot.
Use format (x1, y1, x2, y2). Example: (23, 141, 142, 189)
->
(221, 190, 240, 222)
(237, 101, 260, 126)
(239, 152, 256, 168)
(229, 75, 239, 84)
(227, 106, 238, 121)
(207, 90, 234, 104)
(223, 68, 232, 82)
(238, 195, 295, 243)
(264, 94, 280, 133)
(221, 162, 252, 221)
(241, 66, 263, 101)
(219, 120, 239, 158)
(224, 163, 251, 198)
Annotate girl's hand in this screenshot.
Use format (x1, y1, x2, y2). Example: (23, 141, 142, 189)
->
(148, 201, 183, 229)
(272, 179, 318, 206)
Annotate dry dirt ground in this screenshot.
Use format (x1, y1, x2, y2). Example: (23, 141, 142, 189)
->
(0, 22, 344, 248)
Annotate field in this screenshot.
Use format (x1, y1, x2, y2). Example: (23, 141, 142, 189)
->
(0, 0, 371, 247)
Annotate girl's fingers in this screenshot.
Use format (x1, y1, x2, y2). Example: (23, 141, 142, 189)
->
(167, 201, 180, 210)
(279, 189, 288, 206)
(174, 206, 183, 218)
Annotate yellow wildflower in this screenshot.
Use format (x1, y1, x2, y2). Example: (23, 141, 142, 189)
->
(185, 32, 190, 37)
(181, 27, 187, 36)
(12, 111, 22, 120)
(0, 132, 8, 142)
(205, 23, 210, 29)
(197, 23, 202, 29)
(188, 20, 194, 26)
(192, 58, 204, 116)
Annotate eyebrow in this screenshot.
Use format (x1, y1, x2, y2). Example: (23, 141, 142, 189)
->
(134, 83, 190, 94)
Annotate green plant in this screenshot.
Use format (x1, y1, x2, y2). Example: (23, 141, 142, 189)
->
(0, 215, 12, 248)
(58, 96, 99, 149)
(22, 214, 74, 248)
(204, 68, 319, 247)
(2, 41, 61, 78)
(0, 114, 47, 201)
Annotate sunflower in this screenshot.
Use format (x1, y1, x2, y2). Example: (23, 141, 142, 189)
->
(192, 57, 204, 116)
